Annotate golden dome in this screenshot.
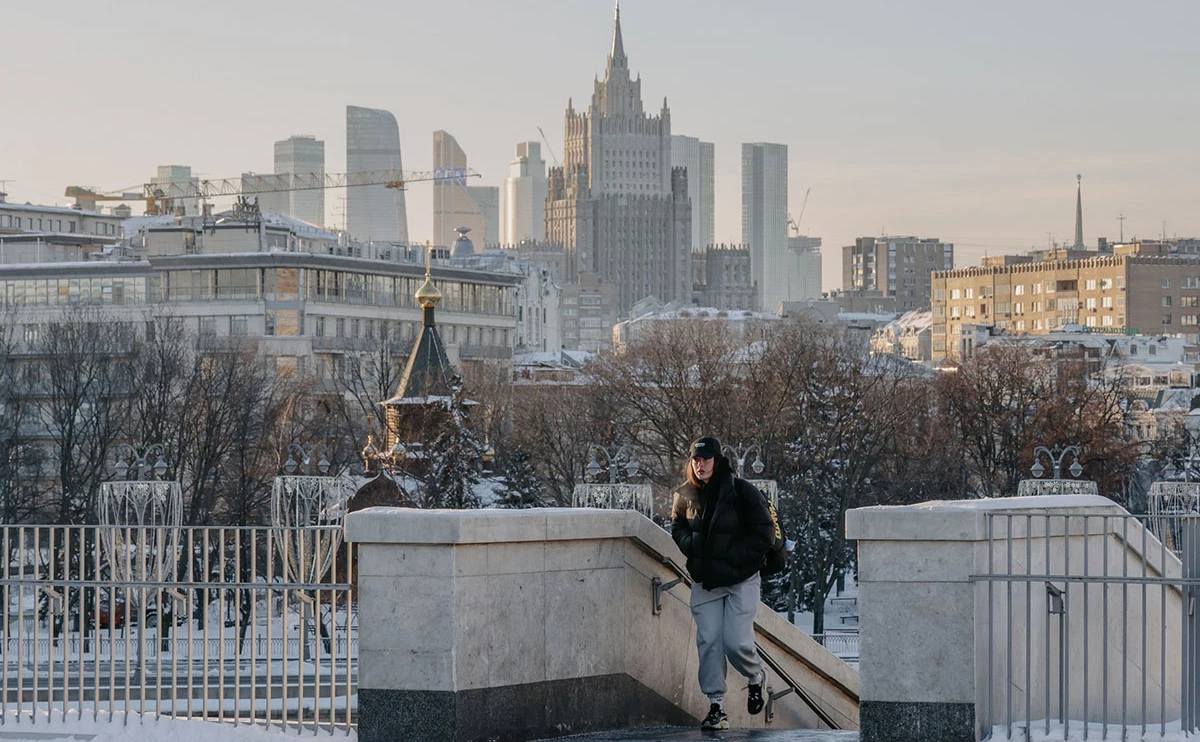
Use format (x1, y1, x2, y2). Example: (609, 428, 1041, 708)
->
(416, 276, 442, 307)
(416, 241, 443, 308)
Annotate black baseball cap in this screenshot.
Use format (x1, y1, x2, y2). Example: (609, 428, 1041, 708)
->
(690, 436, 721, 460)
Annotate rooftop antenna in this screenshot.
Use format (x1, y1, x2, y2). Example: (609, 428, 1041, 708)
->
(1118, 213, 1126, 243)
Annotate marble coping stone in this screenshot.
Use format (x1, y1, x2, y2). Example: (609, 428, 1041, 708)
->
(846, 495, 1126, 543)
(345, 507, 677, 556)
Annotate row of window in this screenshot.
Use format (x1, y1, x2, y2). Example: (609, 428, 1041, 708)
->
(2, 277, 147, 306)
(0, 214, 120, 235)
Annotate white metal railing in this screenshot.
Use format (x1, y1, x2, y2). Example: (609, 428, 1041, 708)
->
(810, 632, 859, 661)
(0, 525, 356, 735)
(974, 512, 1199, 740)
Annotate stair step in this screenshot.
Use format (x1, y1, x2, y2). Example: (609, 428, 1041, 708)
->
(535, 728, 859, 741)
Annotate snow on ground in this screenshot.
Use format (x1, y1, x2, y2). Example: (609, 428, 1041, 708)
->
(992, 719, 1196, 740)
(0, 709, 355, 740)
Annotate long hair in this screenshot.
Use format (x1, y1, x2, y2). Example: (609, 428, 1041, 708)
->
(684, 458, 704, 488)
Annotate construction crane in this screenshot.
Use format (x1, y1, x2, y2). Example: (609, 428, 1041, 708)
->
(536, 127, 561, 168)
(66, 167, 480, 215)
(787, 187, 811, 235)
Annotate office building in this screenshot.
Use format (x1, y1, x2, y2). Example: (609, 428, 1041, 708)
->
(932, 241, 1200, 361)
(274, 135, 325, 226)
(150, 165, 200, 217)
(741, 143, 788, 312)
(788, 235, 823, 300)
(671, 135, 715, 252)
(545, 4, 691, 315)
(346, 106, 408, 244)
(432, 130, 487, 249)
(503, 142, 547, 245)
(467, 185, 500, 247)
(844, 236, 953, 311)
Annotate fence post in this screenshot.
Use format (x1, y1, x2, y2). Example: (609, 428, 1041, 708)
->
(1185, 518, 1200, 732)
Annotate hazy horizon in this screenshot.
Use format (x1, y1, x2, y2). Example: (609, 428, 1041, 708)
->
(4, 0, 1198, 291)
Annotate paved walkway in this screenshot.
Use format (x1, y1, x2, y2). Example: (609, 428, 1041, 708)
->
(535, 729, 859, 742)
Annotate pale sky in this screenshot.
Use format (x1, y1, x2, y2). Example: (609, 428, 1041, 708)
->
(3, 0, 1198, 291)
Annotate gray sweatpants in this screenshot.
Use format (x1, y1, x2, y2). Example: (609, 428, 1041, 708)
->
(690, 572, 764, 705)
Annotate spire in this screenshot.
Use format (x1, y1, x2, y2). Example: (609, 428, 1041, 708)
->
(609, 1, 627, 70)
(1073, 174, 1084, 250)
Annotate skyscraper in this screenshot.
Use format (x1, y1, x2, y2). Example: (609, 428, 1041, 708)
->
(503, 142, 546, 244)
(346, 106, 408, 243)
(150, 165, 200, 217)
(742, 143, 788, 312)
(545, 4, 691, 317)
(466, 186, 500, 247)
(788, 235, 823, 301)
(432, 130, 490, 250)
(670, 135, 715, 252)
(274, 135, 325, 226)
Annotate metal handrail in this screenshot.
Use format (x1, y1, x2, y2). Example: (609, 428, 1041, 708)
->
(631, 538, 856, 728)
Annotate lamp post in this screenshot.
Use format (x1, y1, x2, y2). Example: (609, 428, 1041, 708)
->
(573, 444, 652, 517)
(271, 442, 347, 661)
(584, 444, 639, 484)
(98, 442, 183, 674)
(721, 443, 765, 479)
(1017, 443, 1097, 497)
(1030, 444, 1085, 480)
(1149, 409, 1200, 554)
(721, 442, 779, 508)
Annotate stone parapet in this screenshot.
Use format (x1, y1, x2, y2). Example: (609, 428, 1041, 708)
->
(346, 507, 858, 742)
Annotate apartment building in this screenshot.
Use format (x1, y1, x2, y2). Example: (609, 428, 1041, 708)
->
(933, 242, 1200, 361)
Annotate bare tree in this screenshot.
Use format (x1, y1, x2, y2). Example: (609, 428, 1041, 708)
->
(0, 311, 48, 522)
(35, 306, 132, 524)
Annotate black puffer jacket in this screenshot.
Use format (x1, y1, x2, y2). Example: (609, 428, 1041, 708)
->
(671, 456, 775, 590)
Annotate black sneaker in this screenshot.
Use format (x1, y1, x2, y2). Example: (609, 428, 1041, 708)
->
(747, 683, 764, 715)
(700, 703, 729, 730)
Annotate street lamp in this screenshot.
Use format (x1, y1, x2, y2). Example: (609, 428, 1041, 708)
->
(1017, 442, 1097, 497)
(1030, 444, 1084, 480)
(584, 444, 639, 484)
(721, 443, 765, 479)
(98, 442, 183, 676)
(271, 441, 348, 661)
(573, 444, 651, 517)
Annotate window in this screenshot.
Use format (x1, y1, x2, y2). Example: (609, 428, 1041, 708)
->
(264, 311, 276, 336)
(1014, 284, 1025, 296)
(951, 289, 961, 300)
(1117, 277, 1126, 288)
(1085, 316, 1097, 327)
(1163, 315, 1173, 326)
(1086, 298, 1097, 309)
(1164, 296, 1174, 307)
(965, 288, 974, 299)
(1033, 283, 1043, 294)
(1185, 296, 1200, 308)
(1103, 315, 1114, 326)
(198, 317, 216, 336)
(1184, 315, 1200, 327)
(1032, 301, 1041, 313)
(1103, 297, 1114, 308)
(335, 318, 345, 337)
(1100, 278, 1113, 290)
(313, 316, 325, 337)
(1150, 344, 1158, 355)
(1130, 344, 1137, 355)
(1014, 303, 1023, 315)
(1164, 277, 1172, 289)
(1085, 279, 1097, 290)
(230, 316, 248, 336)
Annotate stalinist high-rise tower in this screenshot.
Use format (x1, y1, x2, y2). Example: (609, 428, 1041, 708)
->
(545, 3, 692, 315)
